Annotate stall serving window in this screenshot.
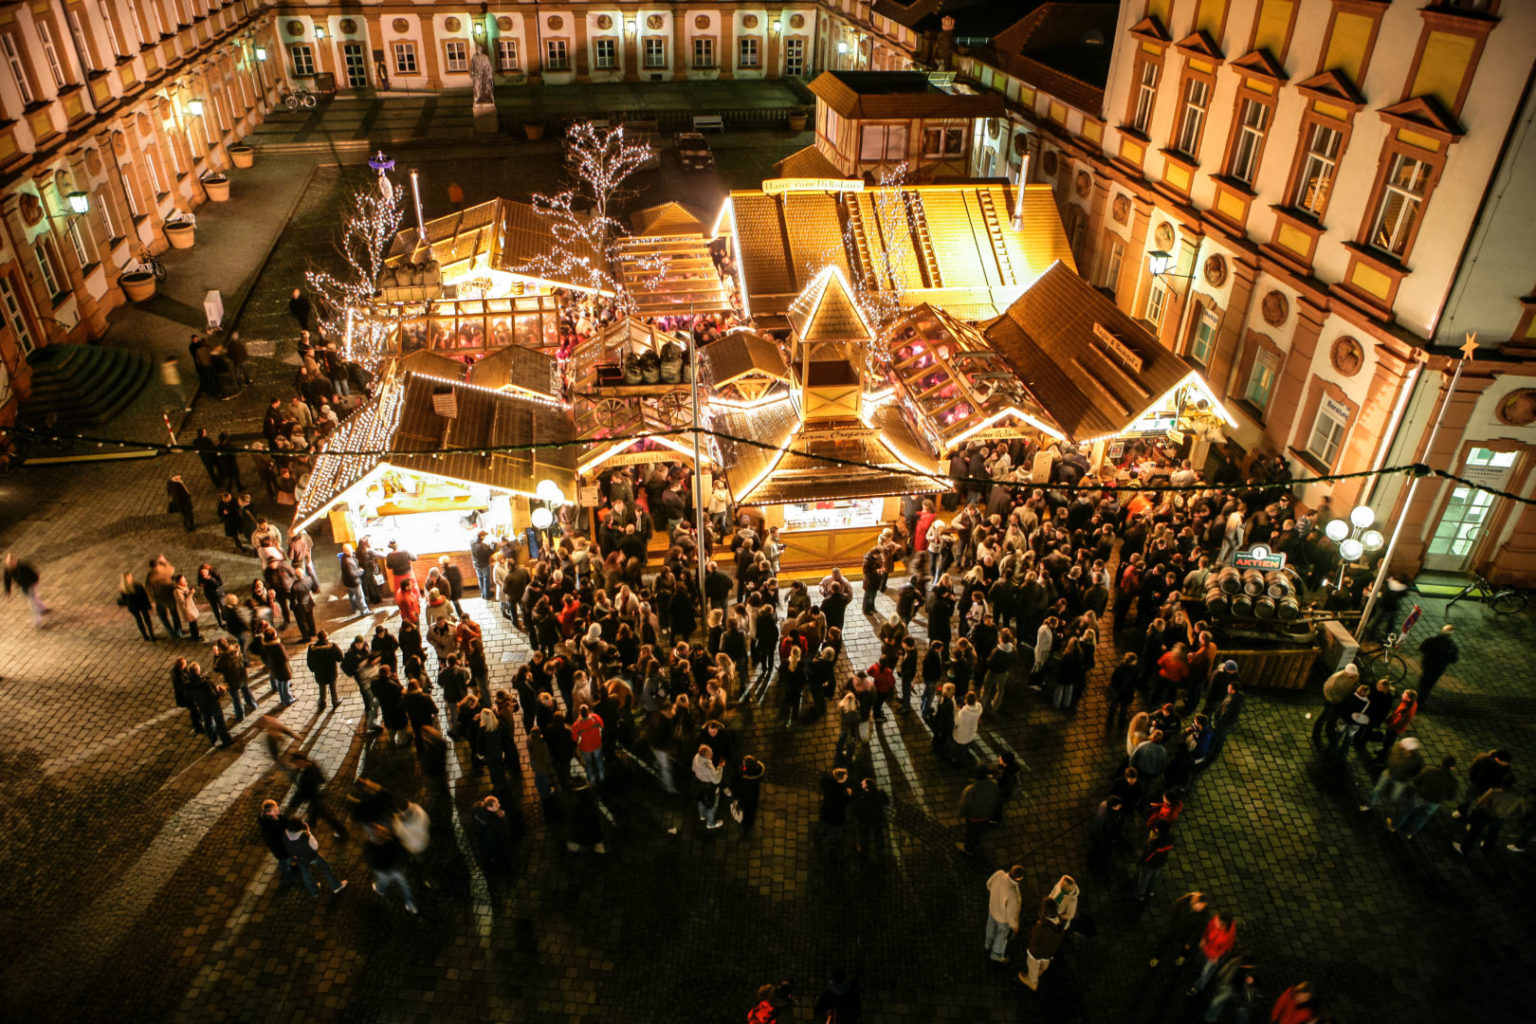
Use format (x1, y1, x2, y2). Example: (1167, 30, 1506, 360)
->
(782, 497, 884, 532)
(394, 295, 561, 357)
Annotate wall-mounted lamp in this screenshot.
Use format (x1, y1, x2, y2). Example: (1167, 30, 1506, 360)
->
(837, 41, 849, 54)
(1147, 249, 1194, 280)
(255, 46, 267, 61)
(772, 22, 782, 35)
(188, 99, 204, 117)
(67, 191, 90, 215)
(625, 20, 637, 37)
(314, 27, 325, 40)
(473, 22, 485, 37)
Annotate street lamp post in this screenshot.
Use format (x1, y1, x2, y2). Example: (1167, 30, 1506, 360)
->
(1326, 504, 1386, 598)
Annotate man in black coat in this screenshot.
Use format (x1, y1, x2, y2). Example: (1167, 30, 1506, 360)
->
(703, 561, 732, 614)
(166, 474, 196, 531)
(192, 428, 221, 487)
(1416, 624, 1459, 709)
(288, 286, 312, 330)
(188, 662, 232, 748)
(306, 630, 345, 710)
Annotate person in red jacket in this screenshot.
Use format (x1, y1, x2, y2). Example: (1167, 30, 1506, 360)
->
(1189, 911, 1237, 995)
(868, 658, 896, 722)
(394, 577, 421, 627)
(1372, 689, 1418, 765)
(570, 704, 606, 785)
(1270, 981, 1321, 1024)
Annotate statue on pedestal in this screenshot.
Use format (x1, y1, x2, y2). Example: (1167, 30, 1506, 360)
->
(471, 48, 495, 107)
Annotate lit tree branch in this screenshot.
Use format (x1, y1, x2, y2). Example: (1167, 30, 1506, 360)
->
(305, 164, 404, 372)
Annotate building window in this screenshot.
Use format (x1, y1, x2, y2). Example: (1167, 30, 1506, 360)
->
(1306, 399, 1349, 467)
(1131, 60, 1159, 134)
(36, 21, 68, 89)
(1367, 154, 1432, 259)
(1174, 78, 1210, 158)
(69, 11, 98, 72)
(393, 42, 418, 75)
(2, 34, 35, 105)
(922, 125, 965, 157)
(692, 37, 715, 69)
(289, 43, 315, 77)
(123, 167, 143, 217)
(97, 1, 123, 57)
(444, 39, 468, 73)
(34, 238, 65, 299)
(1146, 279, 1169, 327)
(785, 37, 805, 76)
(121, 0, 143, 48)
(1099, 236, 1124, 298)
(144, 147, 167, 195)
(1244, 348, 1280, 411)
(860, 124, 908, 161)
(497, 38, 519, 71)
(96, 189, 120, 241)
(1292, 122, 1342, 220)
(594, 38, 616, 70)
(66, 219, 91, 270)
(1189, 307, 1218, 365)
(546, 39, 569, 71)
(642, 37, 666, 68)
(739, 37, 759, 69)
(0, 276, 37, 356)
(1226, 97, 1269, 185)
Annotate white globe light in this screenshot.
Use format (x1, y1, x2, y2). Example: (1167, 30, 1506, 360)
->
(1339, 538, 1364, 562)
(531, 506, 553, 529)
(1349, 505, 1376, 529)
(1361, 529, 1385, 552)
(1325, 518, 1350, 542)
(536, 479, 566, 504)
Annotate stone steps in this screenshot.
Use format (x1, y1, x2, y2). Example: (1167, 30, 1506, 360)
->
(19, 343, 153, 429)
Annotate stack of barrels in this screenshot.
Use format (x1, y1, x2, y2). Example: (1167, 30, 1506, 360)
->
(1204, 565, 1300, 622)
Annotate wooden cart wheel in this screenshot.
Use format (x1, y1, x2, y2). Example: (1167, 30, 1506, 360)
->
(595, 397, 630, 429)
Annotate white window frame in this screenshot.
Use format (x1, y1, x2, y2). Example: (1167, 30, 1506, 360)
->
(594, 38, 616, 70)
(143, 146, 168, 195)
(2, 34, 35, 105)
(1175, 78, 1209, 157)
(443, 39, 468, 73)
(34, 238, 65, 298)
(1189, 307, 1218, 365)
(1100, 237, 1124, 297)
(1368, 153, 1431, 259)
(97, 188, 121, 241)
(1146, 279, 1169, 327)
(1306, 400, 1350, 467)
(692, 36, 715, 69)
(1294, 122, 1342, 219)
(785, 37, 805, 77)
(1228, 97, 1269, 185)
(122, 167, 144, 217)
(97, 1, 122, 58)
(0, 275, 37, 356)
(36, 20, 68, 89)
(1244, 348, 1280, 410)
(643, 36, 666, 68)
(738, 36, 759, 69)
(121, 0, 143, 49)
(66, 219, 91, 270)
(69, 10, 97, 71)
(393, 42, 418, 75)
(497, 37, 519, 71)
(289, 43, 315, 77)
(545, 39, 569, 71)
(1132, 61, 1158, 133)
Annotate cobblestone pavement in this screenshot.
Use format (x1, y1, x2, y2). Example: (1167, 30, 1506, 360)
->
(1, 450, 1533, 1024)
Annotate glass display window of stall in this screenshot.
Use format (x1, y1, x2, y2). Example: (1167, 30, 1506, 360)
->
(782, 497, 883, 532)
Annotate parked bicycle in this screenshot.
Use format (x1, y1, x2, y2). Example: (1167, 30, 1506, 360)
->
(1357, 631, 1408, 685)
(125, 248, 166, 282)
(282, 85, 317, 110)
(1446, 571, 1528, 614)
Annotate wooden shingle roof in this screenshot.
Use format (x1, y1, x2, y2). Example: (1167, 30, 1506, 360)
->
(808, 71, 1005, 119)
(468, 344, 561, 399)
(700, 330, 791, 386)
(788, 267, 873, 343)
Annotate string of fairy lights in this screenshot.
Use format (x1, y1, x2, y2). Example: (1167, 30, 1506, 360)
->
(10, 421, 1536, 507)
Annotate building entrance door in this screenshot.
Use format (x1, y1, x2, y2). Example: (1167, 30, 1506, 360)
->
(1423, 447, 1516, 572)
(342, 43, 368, 88)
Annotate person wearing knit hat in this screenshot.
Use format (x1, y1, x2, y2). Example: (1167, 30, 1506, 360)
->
(1311, 662, 1359, 747)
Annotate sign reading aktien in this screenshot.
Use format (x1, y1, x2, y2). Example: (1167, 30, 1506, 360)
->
(1232, 545, 1286, 571)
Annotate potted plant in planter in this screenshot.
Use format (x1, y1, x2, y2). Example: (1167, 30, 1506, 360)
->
(787, 107, 809, 132)
(165, 213, 197, 249)
(524, 120, 545, 141)
(202, 172, 230, 202)
(229, 144, 255, 168)
(121, 269, 157, 302)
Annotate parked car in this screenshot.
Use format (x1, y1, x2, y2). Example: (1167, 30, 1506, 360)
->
(675, 132, 715, 171)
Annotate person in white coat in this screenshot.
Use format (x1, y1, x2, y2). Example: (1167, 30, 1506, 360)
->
(985, 865, 1026, 961)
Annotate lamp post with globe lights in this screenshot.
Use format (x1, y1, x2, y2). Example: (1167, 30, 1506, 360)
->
(1325, 505, 1386, 638)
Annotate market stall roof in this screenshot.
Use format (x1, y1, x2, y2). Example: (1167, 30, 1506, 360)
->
(788, 265, 873, 344)
(467, 344, 562, 401)
(615, 234, 734, 316)
(699, 330, 791, 388)
(737, 421, 945, 506)
(387, 198, 603, 289)
(983, 261, 1233, 442)
(292, 371, 577, 532)
(630, 201, 710, 237)
(771, 145, 850, 181)
(808, 70, 1006, 120)
(885, 303, 1066, 453)
(711, 395, 802, 501)
(396, 347, 468, 382)
(724, 183, 1075, 318)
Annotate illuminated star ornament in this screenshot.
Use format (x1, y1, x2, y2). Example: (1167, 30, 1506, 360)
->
(1459, 330, 1478, 362)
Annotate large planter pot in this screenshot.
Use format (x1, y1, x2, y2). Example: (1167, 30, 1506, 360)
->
(165, 221, 196, 249)
(524, 121, 545, 140)
(122, 271, 157, 302)
(229, 145, 255, 168)
(203, 174, 230, 202)
(787, 111, 808, 132)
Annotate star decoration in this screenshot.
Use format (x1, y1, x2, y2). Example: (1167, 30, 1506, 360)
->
(1460, 331, 1478, 362)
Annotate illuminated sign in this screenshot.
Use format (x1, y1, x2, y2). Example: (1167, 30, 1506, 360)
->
(1231, 545, 1286, 571)
(762, 177, 866, 196)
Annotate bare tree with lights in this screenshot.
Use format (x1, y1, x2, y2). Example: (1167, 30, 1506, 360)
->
(304, 153, 405, 370)
(515, 121, 663, 314)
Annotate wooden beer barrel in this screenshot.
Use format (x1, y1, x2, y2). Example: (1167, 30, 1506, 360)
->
(1218, 567, 1243, 595)
(1231, 593, 1254, 617)
(1265, 571, 1292, 599)
(1254, 595, 1278, 619)
(1241, 570, 1266, 597)
(1205, 590, 1229, 617)
(1276, 595, 1301, 620)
